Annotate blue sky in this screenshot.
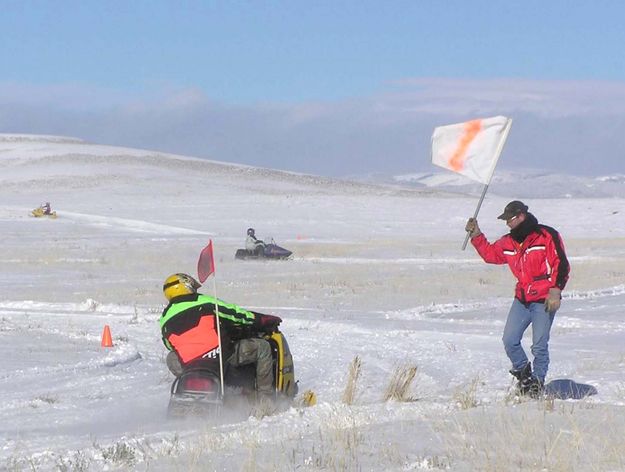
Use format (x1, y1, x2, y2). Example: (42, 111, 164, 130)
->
(2, 1, 625, 176)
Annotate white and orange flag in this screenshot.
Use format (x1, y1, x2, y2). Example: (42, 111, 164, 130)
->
(431, 116, 512, 185)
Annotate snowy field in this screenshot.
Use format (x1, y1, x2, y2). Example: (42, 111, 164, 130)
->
(1, 134, 625, 471)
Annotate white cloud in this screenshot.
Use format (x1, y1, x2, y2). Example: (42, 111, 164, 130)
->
(387, 78, 625, 117)
(1, 78, 624, 176)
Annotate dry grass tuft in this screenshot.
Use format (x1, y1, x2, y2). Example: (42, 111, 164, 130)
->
(383, 364, 419, 402)
(453, 375, 481, 410)
(342, 356, 362, 405)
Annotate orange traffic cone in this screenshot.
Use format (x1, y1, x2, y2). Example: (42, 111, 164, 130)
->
(101, 325, 113, 347)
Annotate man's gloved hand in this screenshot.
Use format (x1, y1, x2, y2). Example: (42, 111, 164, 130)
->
(465, 218, 482, 238)
(545, 288, 562, 313)
(259, 314, 282, 331)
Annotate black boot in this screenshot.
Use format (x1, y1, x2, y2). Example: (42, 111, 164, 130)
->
(509, 362, 533, 395)
(526, 377, 545, 399)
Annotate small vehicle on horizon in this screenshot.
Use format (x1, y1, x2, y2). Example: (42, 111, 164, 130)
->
(235, 238, 293, 260)
(30, 202, 57, 218)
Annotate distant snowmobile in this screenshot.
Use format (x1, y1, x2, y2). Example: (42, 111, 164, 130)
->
(235, 238, 293, 260)
(167, 328, 300, 418)
(30, 202, 57, 218)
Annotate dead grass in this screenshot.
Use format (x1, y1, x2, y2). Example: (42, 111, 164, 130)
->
(341, 356, 362, 405)
(383, 363, 419, 402)
(453, 375, 481, 410)
(437, 402, 625, 471)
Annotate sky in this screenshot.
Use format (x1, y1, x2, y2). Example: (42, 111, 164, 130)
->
(1, 1, 625, 177)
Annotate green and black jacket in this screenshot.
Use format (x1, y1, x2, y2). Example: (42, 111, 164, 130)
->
(159, 293, 262, 363)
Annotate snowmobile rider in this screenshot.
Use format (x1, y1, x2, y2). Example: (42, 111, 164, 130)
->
(245, 227, 265, 255)
(465, 201, 570, 397)
(159, 273, 282, 399)
(41, 202, 52, 215)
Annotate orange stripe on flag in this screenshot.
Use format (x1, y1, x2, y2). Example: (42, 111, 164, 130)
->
(448, 120, 482, 171)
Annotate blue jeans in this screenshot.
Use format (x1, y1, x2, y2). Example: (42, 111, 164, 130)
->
(502, 299, 556, 382)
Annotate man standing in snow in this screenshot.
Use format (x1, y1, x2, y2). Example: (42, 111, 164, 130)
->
(465, 201, 570, 397)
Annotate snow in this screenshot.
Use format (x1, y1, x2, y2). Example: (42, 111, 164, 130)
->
(1, 133, 625, 471)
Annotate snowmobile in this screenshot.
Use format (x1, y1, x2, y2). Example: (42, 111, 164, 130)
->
(235, 238, 293, 260)
(30, 206, 57, 218)
(167, 329, 298, 418)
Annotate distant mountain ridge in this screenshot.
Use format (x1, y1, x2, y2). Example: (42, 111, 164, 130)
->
(0, 133, 85, 144)
(353, 170, 625, 199)
(0, 133, 436, 198)
(3, 133, 623, 199)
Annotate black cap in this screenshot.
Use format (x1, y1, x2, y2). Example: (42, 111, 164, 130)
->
(497, 200, 528, 220)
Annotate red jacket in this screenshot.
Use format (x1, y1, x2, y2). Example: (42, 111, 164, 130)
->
(471, 224, 569, 304)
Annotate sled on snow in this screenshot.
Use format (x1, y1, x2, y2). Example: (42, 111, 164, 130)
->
(30, 207, 57, 218)
(167, 330, 303, 419)
(235, 239, 293, 260)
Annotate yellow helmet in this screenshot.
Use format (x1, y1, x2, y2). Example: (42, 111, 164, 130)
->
(163, 273, 201, 301)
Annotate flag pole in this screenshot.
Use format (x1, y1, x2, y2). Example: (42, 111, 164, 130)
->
(461, 118, 513, 251)
(462, 184, 489, 250)
(210, 249, 226, 397)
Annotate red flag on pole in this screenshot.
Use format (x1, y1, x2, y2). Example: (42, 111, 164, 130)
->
(197, 239, 224, 395)
(197, 240, 215, 283)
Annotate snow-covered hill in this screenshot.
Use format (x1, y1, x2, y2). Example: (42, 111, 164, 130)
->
(1, 134, 625, 471)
